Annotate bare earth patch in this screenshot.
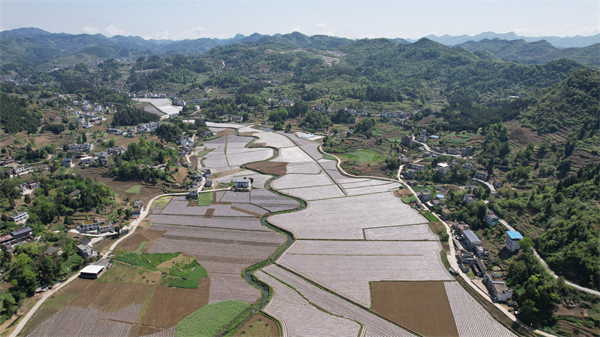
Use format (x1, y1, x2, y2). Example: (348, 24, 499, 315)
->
(371, 281, 459, 337)
(245, 161, 287, 176)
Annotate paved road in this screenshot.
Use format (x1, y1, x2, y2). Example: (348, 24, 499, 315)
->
(473, 177, 497, 195)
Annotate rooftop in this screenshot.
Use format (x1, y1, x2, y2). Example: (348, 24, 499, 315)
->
(80, 265, 104, 274)
(463, 230, 481, 244)
(506, 231, 524, 240)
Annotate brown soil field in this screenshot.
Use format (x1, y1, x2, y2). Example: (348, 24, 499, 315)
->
(394, 189, 413, 198)
(371, 281, 459, 337)
(233, 313, 279, 337)
(129, 325, 164, 337)
(204, 208, 215, 218)
(19, 279, 96, 336)
(101, 262, 163, 285)
(213, 167, 242, 178)
(429, 222, 445, 235)
(216, 128, 235, 136)
(173, 167, 188, 183)
(231, 205, 262, 217)
(76, 167, 165, 205)
(119, 233, 147, 251)
(118, 229, 167, 252)
(245, 161, 287, 176)
(248, 142, 266, 148)
(87, 283, 155, 312)
(140, 278, 210, 328)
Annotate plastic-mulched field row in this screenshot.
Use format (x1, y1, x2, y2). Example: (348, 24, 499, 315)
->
(262, 265, 417, 337)
(256, 270, 361, 337)
(27, 304, 142, 337)
(364, 224, 439, 241)
(444, 282, 517, 337)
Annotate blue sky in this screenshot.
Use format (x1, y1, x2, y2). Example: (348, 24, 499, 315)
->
(1, 1, 598, 40)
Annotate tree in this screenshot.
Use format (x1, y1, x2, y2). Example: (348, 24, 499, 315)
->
(285, 123, 292, 133)
(24, 195, 31, 204)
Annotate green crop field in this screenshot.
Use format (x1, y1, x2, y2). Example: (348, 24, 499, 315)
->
(447, 138, 467, 144)
(176, 300, 249, 337)
(197, 192, 213, 206)
(322, 153, 337, 161)
(411, 186, 429, 192)
(125, 185, 143, 194)
(167, 258, 207, 288)
(402, 195, 418, 204)
(423, 211, 438, 222)
(341, 150, 385, 162)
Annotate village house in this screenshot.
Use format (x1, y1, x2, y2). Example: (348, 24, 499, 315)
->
(403, 169, 416, 179)
(440, 208, 454, 220)
(80, 156, 94, 165)
(9, 211, 29, 224)
(462, 147, 474, 157)
(409, 163, 428, 171)
(462, 163, 473, 170)
(463, 193, 477, 204)
(447, 148, 460, 155)
(491, 178, 503, 189)
(505, 231, 524, 252)
(132, 200, 144, 216)
(234, 178, 251, 189)
(68, 143, 94, 152)
(407, 180, 418, 187)
(77, 218, 113, 234)
(485, 210, 500, 226)
(422, 151, 431, 158)
(437, 163, 450, 176)
(484, 272, 513, 302)
(475, 171, 488, 180)
(189, 182, 201, 198)
(13, 166, 31, 175)
(62, 158, 74, 167)
(417, 189, 432, 202)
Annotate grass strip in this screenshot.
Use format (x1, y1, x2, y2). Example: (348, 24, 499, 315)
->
(176, 300, 250, 337)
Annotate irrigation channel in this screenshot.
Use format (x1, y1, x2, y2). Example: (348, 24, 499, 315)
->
(218, 134, 305, 336)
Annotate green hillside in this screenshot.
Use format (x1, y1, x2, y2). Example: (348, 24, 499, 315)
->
(458, 38, 600, 66)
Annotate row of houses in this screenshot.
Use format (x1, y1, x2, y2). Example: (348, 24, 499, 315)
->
(11, 165, 48, 176)
(0, 226, 33, 249)
(76, 217, 115, 234)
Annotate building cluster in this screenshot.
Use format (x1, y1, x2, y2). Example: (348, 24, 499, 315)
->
(17, 182, 40, 195)
(69, 100, 110, 129)
(0, 225, 33, 249)
(62, 145, 127, 168)
(188, 169, 212, 197)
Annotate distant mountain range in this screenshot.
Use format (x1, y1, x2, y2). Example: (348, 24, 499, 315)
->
(0, 27, 598, 69)
(409, 31, 600, 48)
(456, 39, 599, 66)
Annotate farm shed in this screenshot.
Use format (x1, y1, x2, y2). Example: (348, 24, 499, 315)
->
(462, 230, 481, 250)
(79, 265, 105, 279)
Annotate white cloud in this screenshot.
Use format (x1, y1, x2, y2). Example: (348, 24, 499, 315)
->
(143, 26, 207, 41)
(104, 25, 125, 37)
(195, 3, 203, 7)
(315, 23, 326, 28)
(82, 26, 98, 34)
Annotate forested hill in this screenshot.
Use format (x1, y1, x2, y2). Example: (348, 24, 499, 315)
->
(457, 39, 600, 66)
(331, 38, 587, 104)
(518, 69, 599, 135)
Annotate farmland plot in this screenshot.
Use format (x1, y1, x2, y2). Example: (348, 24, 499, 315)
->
(317, 159, 339, 170)
(214, 170, 272, 188)
(285, 162, 322, 174)
(249, 189, 299, 212)
(150, 215, 270, 231)
(255, 131, 296, 148)
(283, 132, 314, 146)
(262, 265, 417, 337)
(226, 148, 274, 167)
(371, 281, 459, 337)
(26, 304, 142, 337)
(271, 172, 334, 190)
(300, 144, 323, 161)
(269, 192, 428, 239)
(206, 122, 244, 129)
(344, 182, 401, 196)
(271, 147, 314, 164)
(444, 282, 517, 337)
(277, 240, 452, 307)
(279, 184, 345, 201)
(364, 224, 438, 241)
(148, 223, 285, 304)
(256, 271, 361, 337)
